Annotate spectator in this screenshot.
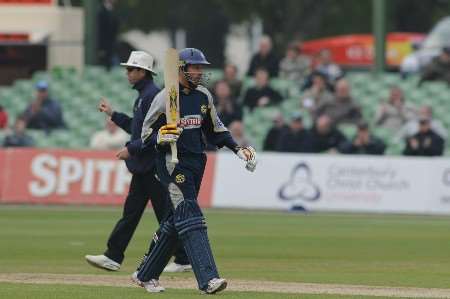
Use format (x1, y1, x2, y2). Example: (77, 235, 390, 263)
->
(97, 0, 120, 70)
(397, 105, 447, 141)
(339, 122, 386, 155)
(3, 117, 34, 147)
(374, 86, 417, 131)
(242, 68, 283, 111)
(308, 114, 346, 153)
(315, 79, 362, 125)
(214, 80, 242, 127)
(279, 43, 311, 83)
(419, 46, 450, 86)
(247, 35, 279, 77)
(90, 117, 128, 150)
(22, 81, 66, 132)
(315, 49, 344, 84)
(223, 64, 242, 99)
(277, 112, 310, 153)
(263, 112, 288, 151)
(0, 105, 8, 129)
(301, 71, 334, 118)
(228, 120, 250, 147)
(403, 115, 444, 156)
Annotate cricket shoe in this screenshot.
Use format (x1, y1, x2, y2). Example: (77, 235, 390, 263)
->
(131, 271, 165, 293)
(131, 271, 144, 287)
(202, 278, 227, 294)
(163, 262, 192, 273)
(85, 254, 120, 271)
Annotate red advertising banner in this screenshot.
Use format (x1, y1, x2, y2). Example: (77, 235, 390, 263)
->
(0, 149, 216, 207)
(0, 0, 54, 4)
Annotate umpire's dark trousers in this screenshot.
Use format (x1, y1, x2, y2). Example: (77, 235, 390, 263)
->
(104, 168, 189, 265)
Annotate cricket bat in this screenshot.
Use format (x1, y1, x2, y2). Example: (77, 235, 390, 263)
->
(164, 48, 180, 164)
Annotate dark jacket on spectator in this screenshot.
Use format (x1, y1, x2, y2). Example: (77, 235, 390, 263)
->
(111, 78, 160, 173)
(419, 56, 450, 85)
(3, 133, 34, 147)
(242, 86, 282, 111)
(308, 127, 347, 153)
(277, 129, 310, 153)
(315, 96, 362, 125)
(403, 130, 444, 156)
(263, 124, 288, 151)
(339, 136, 386, 155)
(247, 52, 279, 78)
(23, 98, 65, 131)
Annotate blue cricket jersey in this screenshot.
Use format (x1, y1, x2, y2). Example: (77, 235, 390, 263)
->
(141, 84, 239, 154)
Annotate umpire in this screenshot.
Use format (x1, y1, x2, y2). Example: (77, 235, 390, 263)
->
(85, 51, 190, 271)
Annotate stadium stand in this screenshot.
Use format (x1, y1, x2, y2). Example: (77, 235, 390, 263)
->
(0, 66, 449, 155)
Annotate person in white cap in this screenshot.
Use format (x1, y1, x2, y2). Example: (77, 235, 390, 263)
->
(85, 51, 191, 272)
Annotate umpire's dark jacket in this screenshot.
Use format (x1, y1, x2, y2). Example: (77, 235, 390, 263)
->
(111, 79, 160, 174)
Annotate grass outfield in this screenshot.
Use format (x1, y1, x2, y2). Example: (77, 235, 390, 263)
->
(0, 205, 449, 298)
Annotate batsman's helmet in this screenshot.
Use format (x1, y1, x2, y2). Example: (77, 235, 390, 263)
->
(179, 48, 210, 87)
(179, 48, 210, 66)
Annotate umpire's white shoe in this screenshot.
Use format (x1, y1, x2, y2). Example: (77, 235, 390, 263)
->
(131, 271, 165, 292)
(85, 254, 120, 271)
(202, 278, 227, 294)
(163, 262, 192, 273)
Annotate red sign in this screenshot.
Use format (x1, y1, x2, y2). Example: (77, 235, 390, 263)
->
(301, 33, 425, 67)
(0, 0, 53, 4)
(0, 149, 216, 207)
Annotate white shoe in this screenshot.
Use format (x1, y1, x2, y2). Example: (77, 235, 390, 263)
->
(131, 271, 143, 287)
(143, 279, 165, 293)
(85, 254, 120, 271)
(163, 262, 192, 273)
(202, 278, 227, 294)
(131, 271, 165, 292)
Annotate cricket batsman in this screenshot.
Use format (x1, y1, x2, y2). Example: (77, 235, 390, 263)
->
(132, 48, 257, 294)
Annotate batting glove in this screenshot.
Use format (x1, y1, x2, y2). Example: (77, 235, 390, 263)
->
(236, 146, 257, 172)
(157, 124, 183, 145)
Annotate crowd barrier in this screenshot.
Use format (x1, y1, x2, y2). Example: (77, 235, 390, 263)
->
(1, 149, 450, 215)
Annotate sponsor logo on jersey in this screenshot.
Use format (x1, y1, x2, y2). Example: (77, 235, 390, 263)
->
(179, 115, 202, 129)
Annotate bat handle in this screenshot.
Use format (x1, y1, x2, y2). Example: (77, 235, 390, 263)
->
(170, 142, 179, 164)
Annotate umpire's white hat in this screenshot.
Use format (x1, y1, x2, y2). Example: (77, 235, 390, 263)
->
(120, 51, 156, 75)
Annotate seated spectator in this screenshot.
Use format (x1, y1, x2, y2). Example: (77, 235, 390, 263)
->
(397, 105, 447, 141)
(419, 46, 450, 86)
(242, 68, 283, 111)
(90, 117, 128, 150)
(3, 117, 35, 147)
(374, 86, 417, 131)
(22, 80, 66, 132)
(339, 122, 386, 155)
(0, 105, 8, 129)
(277, 112, 310, 153)
(403, 115, 444, 156)
(228, 120, 250, 147)
(308, 114, 346, 153)
(315, 79, 362, 125)
(223, 64, 242, 99)
(301, 71, 334, 118)
(263, 112, 288, 151)
(214, 80, 242, 127)
(247, 35, 279, 78)
(315, 49, 344, 84)
(279, 43, 311, 83)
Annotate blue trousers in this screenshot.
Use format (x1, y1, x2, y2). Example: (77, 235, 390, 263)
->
(137, 152, 219, 291)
